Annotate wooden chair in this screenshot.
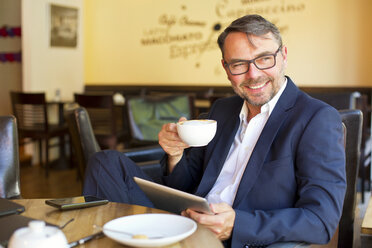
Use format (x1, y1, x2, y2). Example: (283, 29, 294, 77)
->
(74, 93, 127, 150)
(0, 116, 21, 198)
(10, 92, 69, 177)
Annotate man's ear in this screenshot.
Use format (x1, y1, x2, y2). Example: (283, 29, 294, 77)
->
(281, 46, 288, 68)
(221, 59, 226, 68)
(221, 59, 229, 78)
(221, 59, 231, 80)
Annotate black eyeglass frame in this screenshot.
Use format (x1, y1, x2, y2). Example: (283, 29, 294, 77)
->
(224, 46, 282, 75)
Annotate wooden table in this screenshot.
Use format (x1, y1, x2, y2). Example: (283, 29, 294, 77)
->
(13, 199, 223, 248)
(361, 196, 372, 247)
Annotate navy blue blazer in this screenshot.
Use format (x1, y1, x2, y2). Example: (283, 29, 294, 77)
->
(164, 77, 346, 247)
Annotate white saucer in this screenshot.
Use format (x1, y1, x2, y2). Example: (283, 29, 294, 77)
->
(103, 213, 197, 247)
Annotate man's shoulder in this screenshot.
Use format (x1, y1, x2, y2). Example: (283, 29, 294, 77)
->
(288, 91, 342, 129)
(296, 89, 339, 113)
(285, 77, 338, 113)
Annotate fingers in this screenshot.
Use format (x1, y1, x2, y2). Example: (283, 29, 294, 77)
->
(185, 203, 235, 241)
(178, 116, 188, 122)
(158, 118, 189, 170)
(210, 202, 231, 213)
(158, 123, 188, 154)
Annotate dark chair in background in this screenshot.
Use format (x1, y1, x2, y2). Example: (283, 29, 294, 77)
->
(65, 107, 100, 181)
(337, 109, 363, 248)
(66, 107, 165, 184)
(74, 93, 127, 150)
(125, 94, 194, 147)
(10, 92, 69, 176)
(308, 92, 361, 110)
(0, 116, 21, 199)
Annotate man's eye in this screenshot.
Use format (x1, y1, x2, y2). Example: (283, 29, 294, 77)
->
(257, 55, 273, 63)
(231, 62, 246, 68)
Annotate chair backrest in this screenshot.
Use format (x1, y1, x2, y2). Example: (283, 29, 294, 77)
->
(0, 116, 21, 198)
(65, 107, 101, 181)
(338, 109, 363, 248)
(66, 107, 166, 184)
(10, 92, 49, 132)
(309, 92, 361, 110)
(74, 93, 124, 149)
(126, 94, 193, 143)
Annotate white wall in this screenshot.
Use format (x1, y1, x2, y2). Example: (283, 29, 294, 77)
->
(84, 0, 372, 87)
(22, 0, 84, 101)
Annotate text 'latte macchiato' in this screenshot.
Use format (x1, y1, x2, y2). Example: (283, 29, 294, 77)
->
(176, 119, 217, 147)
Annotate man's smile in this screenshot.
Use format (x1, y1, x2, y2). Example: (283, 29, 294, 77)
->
(240, 80, 270, 91)
(247, 80, 269, 90)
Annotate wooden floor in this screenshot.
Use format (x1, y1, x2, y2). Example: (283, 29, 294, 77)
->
(20, 162, 82, 199)
(19, 160, 369, 248)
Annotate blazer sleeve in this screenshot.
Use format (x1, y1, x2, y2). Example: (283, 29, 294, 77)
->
(232, 106, 346, 247)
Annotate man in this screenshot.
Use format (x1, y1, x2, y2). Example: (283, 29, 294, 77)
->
(84, 14, 346, 247)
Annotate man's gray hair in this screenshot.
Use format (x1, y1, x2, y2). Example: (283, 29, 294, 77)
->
(217, 14, 282, 57)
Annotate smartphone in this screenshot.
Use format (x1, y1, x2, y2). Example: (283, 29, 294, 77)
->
(45, 196, 108, 210)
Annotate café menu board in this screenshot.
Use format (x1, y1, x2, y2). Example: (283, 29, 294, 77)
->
(139, 0, 306, 75)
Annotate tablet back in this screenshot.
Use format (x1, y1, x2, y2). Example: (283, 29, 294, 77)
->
(134, 177, 212, 214)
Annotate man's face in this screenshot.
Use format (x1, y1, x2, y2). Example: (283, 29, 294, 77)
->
(222, 32, 287, 108)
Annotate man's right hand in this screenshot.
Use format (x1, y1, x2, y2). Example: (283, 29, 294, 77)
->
(158, 117, 189, 172)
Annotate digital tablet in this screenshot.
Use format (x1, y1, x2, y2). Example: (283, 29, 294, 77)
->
(0, 198, 25, 217)
(134, 177, 213, 214)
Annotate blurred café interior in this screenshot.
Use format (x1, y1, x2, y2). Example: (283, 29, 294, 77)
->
(1, 0, 372, 247)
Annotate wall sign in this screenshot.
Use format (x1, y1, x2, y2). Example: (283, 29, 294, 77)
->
(139, 0, 306, 71)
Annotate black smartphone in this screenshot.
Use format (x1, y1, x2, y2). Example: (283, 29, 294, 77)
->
(45, 196, 108, 210)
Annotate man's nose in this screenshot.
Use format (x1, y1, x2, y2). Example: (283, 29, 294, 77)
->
(245, 62, 261, 78)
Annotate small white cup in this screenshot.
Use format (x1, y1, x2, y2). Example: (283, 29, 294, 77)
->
(177, 119, 217, 147)
(8, 220, 68, 248)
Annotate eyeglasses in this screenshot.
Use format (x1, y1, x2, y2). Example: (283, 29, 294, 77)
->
(224, 46, 282, 75)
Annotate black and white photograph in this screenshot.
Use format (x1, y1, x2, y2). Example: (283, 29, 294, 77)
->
(50, 4, 78, 48)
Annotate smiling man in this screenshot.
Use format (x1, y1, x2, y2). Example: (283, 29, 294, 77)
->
(158, 15, 346, 247)
(83, 15, 346, 248)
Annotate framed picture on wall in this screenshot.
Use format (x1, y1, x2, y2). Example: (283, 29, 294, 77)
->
(50, 4, 78, 48)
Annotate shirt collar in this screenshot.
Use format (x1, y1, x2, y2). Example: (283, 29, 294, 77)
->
(239, 77, 288, 123)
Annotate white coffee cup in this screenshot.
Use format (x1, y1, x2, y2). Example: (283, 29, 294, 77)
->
(8, 220, 68, 248)
(176, 119, 217, 147)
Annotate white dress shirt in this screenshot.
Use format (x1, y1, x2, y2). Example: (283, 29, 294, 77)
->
(206, 79, 287, 206)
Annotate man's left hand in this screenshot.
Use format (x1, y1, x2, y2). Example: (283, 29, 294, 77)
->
(181, 202, 235, 240)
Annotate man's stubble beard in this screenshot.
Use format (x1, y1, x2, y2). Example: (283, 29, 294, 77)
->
(232, 75, 276, 107)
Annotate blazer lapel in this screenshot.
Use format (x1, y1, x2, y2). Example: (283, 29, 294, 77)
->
(233, 78, 299, 207)
(195, 98, 242, 197)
